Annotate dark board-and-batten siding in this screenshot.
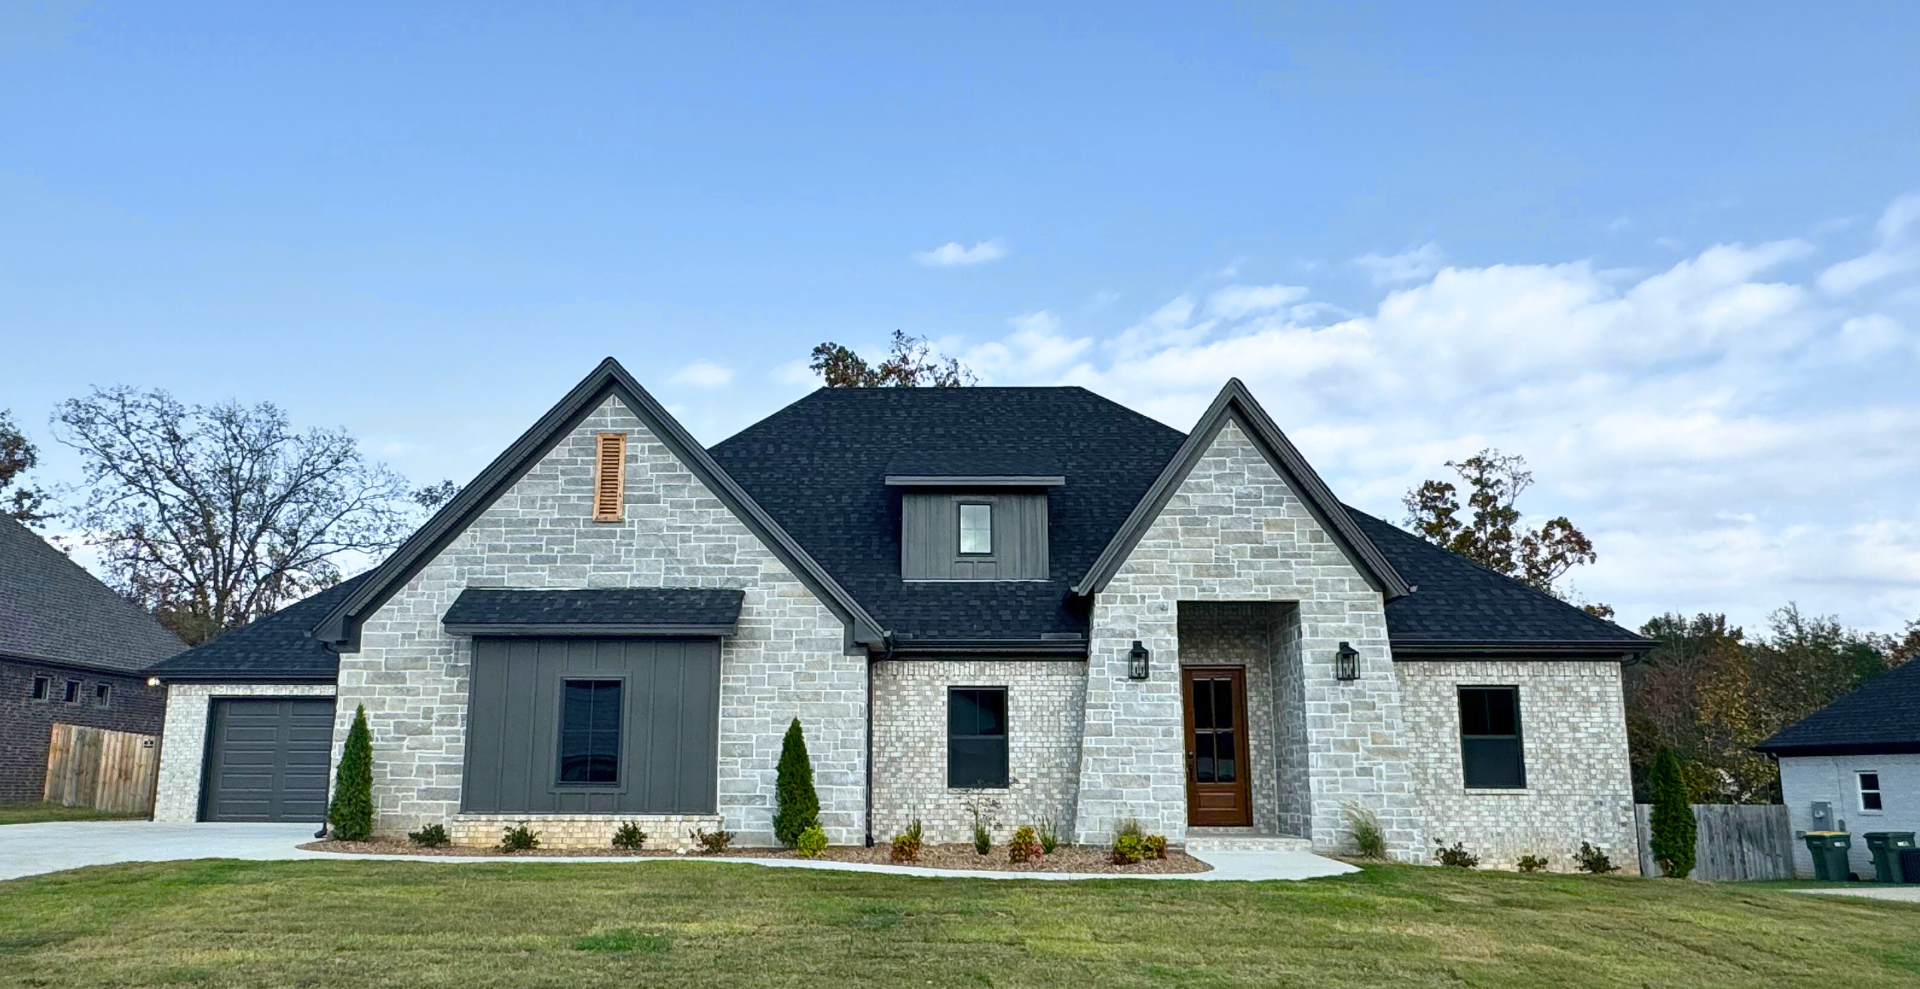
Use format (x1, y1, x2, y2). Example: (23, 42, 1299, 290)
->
(900, 491, 1049, 580)
(463, 637, 720, 815)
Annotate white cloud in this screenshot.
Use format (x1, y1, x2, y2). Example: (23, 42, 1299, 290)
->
(1819, 194, 1920, 295)
(964, 311, 1093, 382)
(1837, 313, 1907, 360)
(1353, 242, 1445, 285)
(912, 239, 1008, 267)
(1206, 283, 1310, 320)
(670, 360, 734, 388)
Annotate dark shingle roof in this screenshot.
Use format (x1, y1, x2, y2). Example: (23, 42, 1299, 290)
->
(443, 587, 745, 631)
(146, 575, 369, 681)
(710, 387, 1188, 642)
(1755, 659, 1920, 756)
(1349, 509, 1648, 652)
(0, 517, 184, 674)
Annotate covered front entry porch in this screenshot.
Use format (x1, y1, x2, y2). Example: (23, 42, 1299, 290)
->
(1175, 601, 1311, 842)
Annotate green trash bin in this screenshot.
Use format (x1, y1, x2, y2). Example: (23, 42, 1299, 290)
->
(1803, 831, 1853, 881)
(1864, 832, 1915, 883)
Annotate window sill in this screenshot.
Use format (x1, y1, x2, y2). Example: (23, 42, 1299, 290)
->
(1462, 787, 1530, 795)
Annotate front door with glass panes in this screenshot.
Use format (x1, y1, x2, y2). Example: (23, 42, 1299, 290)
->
(1182, 666, 1252, 827)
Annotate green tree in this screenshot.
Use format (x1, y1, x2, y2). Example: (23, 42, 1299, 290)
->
(0, 409, 52, 526)
(809, 330, 975, 387)
(1647, 746, 1696, 879)
(1401, 449, 1603, 612)
(328, 705, 374, 841)
(772, 718, 820, 848)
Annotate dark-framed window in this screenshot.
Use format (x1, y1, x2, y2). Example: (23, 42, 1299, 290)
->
(93, 682, 112, 709)
(30, 675, 49, 701)
(557, 679, 622, 785)
(958, 502, 993, 555)
(1859, 772, 1883, 812)
(1458, 686, 1525, 789)
(948, 687, 1008, 788)
(62, 679, 82, 704)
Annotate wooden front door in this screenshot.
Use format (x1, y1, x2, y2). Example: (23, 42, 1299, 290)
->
(1182, 666, 1252, 827)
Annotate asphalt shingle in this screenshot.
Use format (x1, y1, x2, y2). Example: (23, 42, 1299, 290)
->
(443, 587, 745, 628)
(0, 516, 184, 673)
(1755, 658, 1920, 755)
(145, 575, 367, 680)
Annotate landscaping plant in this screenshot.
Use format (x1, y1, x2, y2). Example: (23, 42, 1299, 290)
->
(1007, 825, 1042, 864)
(611, 822, 647, 851)
(499, 822, 541, 852)
(692, 828, 734, 854)
(795, 825, 828, 859)
(1110, 818, 1149, 865)
(772, 718, 820, 848)
(1516, 854, 1549, 874)
(1433, 840, 1478, 868)
(326, 705, 374, 841)
(1036, 818, 1061, 854)
(1143, 834, 1167, 860)
(1648, 746, 1696, 879)
(1576, 841, 1619, 874)
(406, 823, 449, 848)
(1343, 804, 1386, 858)
(889, 819, 923, 863)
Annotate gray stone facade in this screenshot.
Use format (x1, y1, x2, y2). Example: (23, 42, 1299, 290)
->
(1075, 421, 1425, 859)
(153, 682, 338, 824)
(1396, 659, 1639, 873)
(871, 658, 1087, 844)
(333, 395, 863, 846)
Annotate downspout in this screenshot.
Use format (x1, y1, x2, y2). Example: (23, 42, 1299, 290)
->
(864, 633, 896, 848)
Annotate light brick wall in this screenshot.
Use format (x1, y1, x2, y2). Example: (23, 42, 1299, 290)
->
(152, 682, 338, 824)
(871, 658, 1086, 844)
(1396, 659, 1639, 873)
(1078, 421, 1423, 857)
(448, 812, 723, 852)
(336, 395, 861, 847)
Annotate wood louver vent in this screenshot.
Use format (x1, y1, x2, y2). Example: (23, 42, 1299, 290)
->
(592, 432, 627, 522)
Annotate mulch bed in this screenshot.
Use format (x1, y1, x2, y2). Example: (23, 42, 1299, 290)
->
(298, 839, 1210, 874)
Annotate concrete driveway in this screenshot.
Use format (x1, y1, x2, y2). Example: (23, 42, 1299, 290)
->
(1, 820, 1357, 883)
(1790, 885, 1920, 903)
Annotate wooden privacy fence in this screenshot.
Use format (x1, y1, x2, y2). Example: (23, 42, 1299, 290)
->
(43, 723, 161, 814)
(1634, 802, 1795, 881)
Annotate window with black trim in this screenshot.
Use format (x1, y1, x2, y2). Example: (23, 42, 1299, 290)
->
(557, 679, 622, 785)
(1458, 686, 1525, 789)
(948, 687, 1008, 788)
(30, 675, 49, 701)
(958, 502, 993, 555)
(1859, 772, 1883, 812)
(93, 682, 112, 709)
(62, 679, 81, 704)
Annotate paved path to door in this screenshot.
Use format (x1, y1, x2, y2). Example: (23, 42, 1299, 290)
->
(0, 821, 1356, 883)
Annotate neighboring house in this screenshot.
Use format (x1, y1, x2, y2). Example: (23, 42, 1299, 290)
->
(1756, 659, 1920, 879)
(0, 517, 182, 803)
(147, 358, 1649, 867)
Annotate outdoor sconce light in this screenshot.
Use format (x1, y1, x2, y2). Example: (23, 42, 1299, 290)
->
(1335, 642, 1360, 682)
(1128, 640, 1151, 680)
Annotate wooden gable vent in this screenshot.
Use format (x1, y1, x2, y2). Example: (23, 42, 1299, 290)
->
(592, 432, 627, 522)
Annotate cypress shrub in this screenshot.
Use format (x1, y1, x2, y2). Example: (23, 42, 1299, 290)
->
(327, 705, 374, 841)
(772, 718, 819, 848)
(1648, 746, 1697, 879)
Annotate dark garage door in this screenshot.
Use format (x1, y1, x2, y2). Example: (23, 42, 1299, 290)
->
(202, 697, 337, 822)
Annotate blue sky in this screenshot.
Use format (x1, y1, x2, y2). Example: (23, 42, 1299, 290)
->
(5, 2, 1920, 633)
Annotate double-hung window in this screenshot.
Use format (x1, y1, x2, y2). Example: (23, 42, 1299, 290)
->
(1458, 686, 1526, 789)
(557, 679, 622, 785)
(1859, 772, 1884, 812)
(948, 687, 1009, 788)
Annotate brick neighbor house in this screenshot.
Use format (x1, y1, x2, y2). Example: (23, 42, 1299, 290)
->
(147, 357, 1650, 868)
(1, 517, 181, 804)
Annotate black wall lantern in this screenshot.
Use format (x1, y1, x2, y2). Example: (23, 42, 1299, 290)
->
(1127, 640, 1151, 680)
(1335, 641, 1360, 682)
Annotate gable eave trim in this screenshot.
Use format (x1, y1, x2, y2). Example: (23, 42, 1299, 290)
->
(312, 358, 887, 650)
(1072, 379, 1413, 601)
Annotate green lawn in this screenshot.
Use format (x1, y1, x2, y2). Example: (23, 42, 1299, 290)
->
(0, 803, 147, 826)
(1, 859, 1916, 988)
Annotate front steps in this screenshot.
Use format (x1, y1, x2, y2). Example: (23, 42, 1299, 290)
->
(1182, 828, 1315, 853)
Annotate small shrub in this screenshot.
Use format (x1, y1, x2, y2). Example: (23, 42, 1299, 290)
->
(500, 822, 541, 852)
(1343, 804, 1386, 859)
(407, 823, 449, 848)
(1516, 854, 1550, 874)
(795, 825, 828, 859)
(972, 820, 992, 855)
(1576, 841, 1619, 874)
(1433, 839, 1478, 868)
(1114, 816, 1145, 840)
(572, 929, 670, 954)
(1143, 834, 1167, 860)
(611, 822, 647, 851)
(773, 719, 821, 848)
(966, 796, 999, 856)
(889, 819, 923, 863)
(1036, 818, 1061, 854)
(1110, 833, 1148, 865)
(691, 828, 733, 855)
(1007, 825, 1043, 864)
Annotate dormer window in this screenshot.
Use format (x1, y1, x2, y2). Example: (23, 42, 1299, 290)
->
(958, 503, 993, 555)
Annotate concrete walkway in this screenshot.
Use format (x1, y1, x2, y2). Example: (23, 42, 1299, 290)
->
(0, 821, 1357, 883)
(1789, 885, 1920, 903)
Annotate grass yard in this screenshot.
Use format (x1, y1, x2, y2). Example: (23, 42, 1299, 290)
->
(1, 859, 1917, 988)
(0, 803, 147, 826)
